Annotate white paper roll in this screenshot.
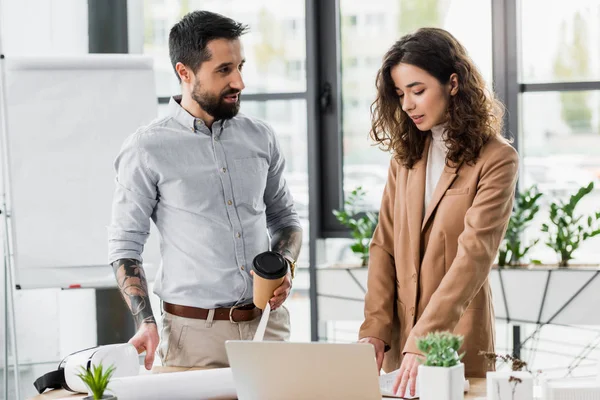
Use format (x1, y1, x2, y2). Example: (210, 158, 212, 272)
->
(253, 303, 271, 341)
(107, 368, 237, 400)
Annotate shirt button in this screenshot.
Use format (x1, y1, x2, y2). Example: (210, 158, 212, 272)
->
(240, 265, 245, 271)
(412, 273, 417, 282)
(227, 200, 232, 206)
(410, 307, 415, 316)
(222, 167, 227, 173)
(236, 232, 241, 238)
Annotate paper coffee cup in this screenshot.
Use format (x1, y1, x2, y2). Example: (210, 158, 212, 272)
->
(252, 251, 288, 309)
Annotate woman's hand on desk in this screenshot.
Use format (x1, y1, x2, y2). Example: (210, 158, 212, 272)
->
(358, 337, 385, 373)
(129, 322, 159, 370)
(393, 352, 421, 397)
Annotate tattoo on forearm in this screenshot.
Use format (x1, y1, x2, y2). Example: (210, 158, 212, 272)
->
(111, 258, 156, 327)
(271, 226, 303, 260)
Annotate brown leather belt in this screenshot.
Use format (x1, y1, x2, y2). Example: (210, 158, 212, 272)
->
(163, 301, 261, 323)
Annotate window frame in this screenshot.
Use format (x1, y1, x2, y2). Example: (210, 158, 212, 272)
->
(95, 0, 600, 342)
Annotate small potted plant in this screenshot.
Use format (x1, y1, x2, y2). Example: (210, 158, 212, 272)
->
(332, 186, 379, 266)
(416, 331, 465, 400)
(497, 185, 543, 268)
(480, 352, 533, 400)
(541, 182, 600, 267)
(77, 363, 117, 400)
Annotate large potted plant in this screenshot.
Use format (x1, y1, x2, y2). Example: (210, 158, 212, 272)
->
(77, 363, 117, 400)
(416, 331, 465, 400)
(541, 182, 600, 267)
(332, 186, 379, 266)
(497, 185, 543, 268)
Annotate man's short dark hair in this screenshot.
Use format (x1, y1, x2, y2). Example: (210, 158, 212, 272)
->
(169, 11, 249, 83)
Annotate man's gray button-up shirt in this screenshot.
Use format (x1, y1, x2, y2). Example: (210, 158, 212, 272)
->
(108, 96, 301, 308)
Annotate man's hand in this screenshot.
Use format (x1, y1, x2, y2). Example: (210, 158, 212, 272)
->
(393, 352, 421, 397)
(358, 337, 386, 373)
(129, 321, 159, 370)
(269, 271, 292, 310)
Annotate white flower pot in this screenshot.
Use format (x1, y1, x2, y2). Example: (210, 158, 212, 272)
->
(418, 363, 464, 400)
(486, 371, 533, 400)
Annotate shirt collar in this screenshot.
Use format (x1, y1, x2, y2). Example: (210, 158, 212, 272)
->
(167, 95, 227, 137)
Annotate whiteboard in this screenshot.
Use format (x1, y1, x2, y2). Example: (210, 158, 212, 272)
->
(0, 55, 161, 288)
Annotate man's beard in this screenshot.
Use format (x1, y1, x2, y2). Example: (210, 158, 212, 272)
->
(191, 82, 241, 121)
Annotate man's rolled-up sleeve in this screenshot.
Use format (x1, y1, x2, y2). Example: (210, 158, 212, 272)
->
(107, 136, 158, 264)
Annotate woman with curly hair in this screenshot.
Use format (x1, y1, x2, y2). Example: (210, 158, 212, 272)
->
(358, 28, 519, 396)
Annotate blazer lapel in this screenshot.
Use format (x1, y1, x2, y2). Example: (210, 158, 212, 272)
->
(421, 163, 461, 232)
(406, 136, 429, 274)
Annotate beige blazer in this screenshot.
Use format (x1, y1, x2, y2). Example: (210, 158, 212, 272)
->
(359, 134, 518, 378)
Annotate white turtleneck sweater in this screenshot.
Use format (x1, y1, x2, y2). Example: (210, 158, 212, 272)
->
(425, 124, 449, 212)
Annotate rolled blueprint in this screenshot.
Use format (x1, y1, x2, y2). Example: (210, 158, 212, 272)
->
(107, 368, 237, 400)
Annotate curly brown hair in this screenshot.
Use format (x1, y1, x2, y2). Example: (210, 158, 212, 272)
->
(370, 28, 506, 169)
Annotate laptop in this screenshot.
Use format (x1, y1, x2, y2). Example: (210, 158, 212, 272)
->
(225, 341, 383, 400)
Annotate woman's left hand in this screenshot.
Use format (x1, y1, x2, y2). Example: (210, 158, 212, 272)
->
(392, 352, 421, 397)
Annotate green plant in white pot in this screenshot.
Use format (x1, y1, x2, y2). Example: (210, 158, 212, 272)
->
(416, 331, 465, 400)
(77, 363, 117, 400)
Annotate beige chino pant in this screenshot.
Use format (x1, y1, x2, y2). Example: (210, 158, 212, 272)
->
(158, 305, 291, 368)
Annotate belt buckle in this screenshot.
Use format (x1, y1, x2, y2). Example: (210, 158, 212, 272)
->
(229, 304, 241, 324)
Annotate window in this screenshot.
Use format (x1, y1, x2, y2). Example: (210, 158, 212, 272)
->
(284, 18, 304, 39)
(339, 0, 493, 212)
(151, 19, 167, 46)
(142, 0, 307, 97)
(365, 13, 385, 35)
(518, 0, 600, 264)
(520, 0, 600, 83)
(365, 57, 380, 68)
(286, 60, 304, 81)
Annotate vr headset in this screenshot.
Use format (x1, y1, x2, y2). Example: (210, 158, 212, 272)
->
(34, 343, 139, 394)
